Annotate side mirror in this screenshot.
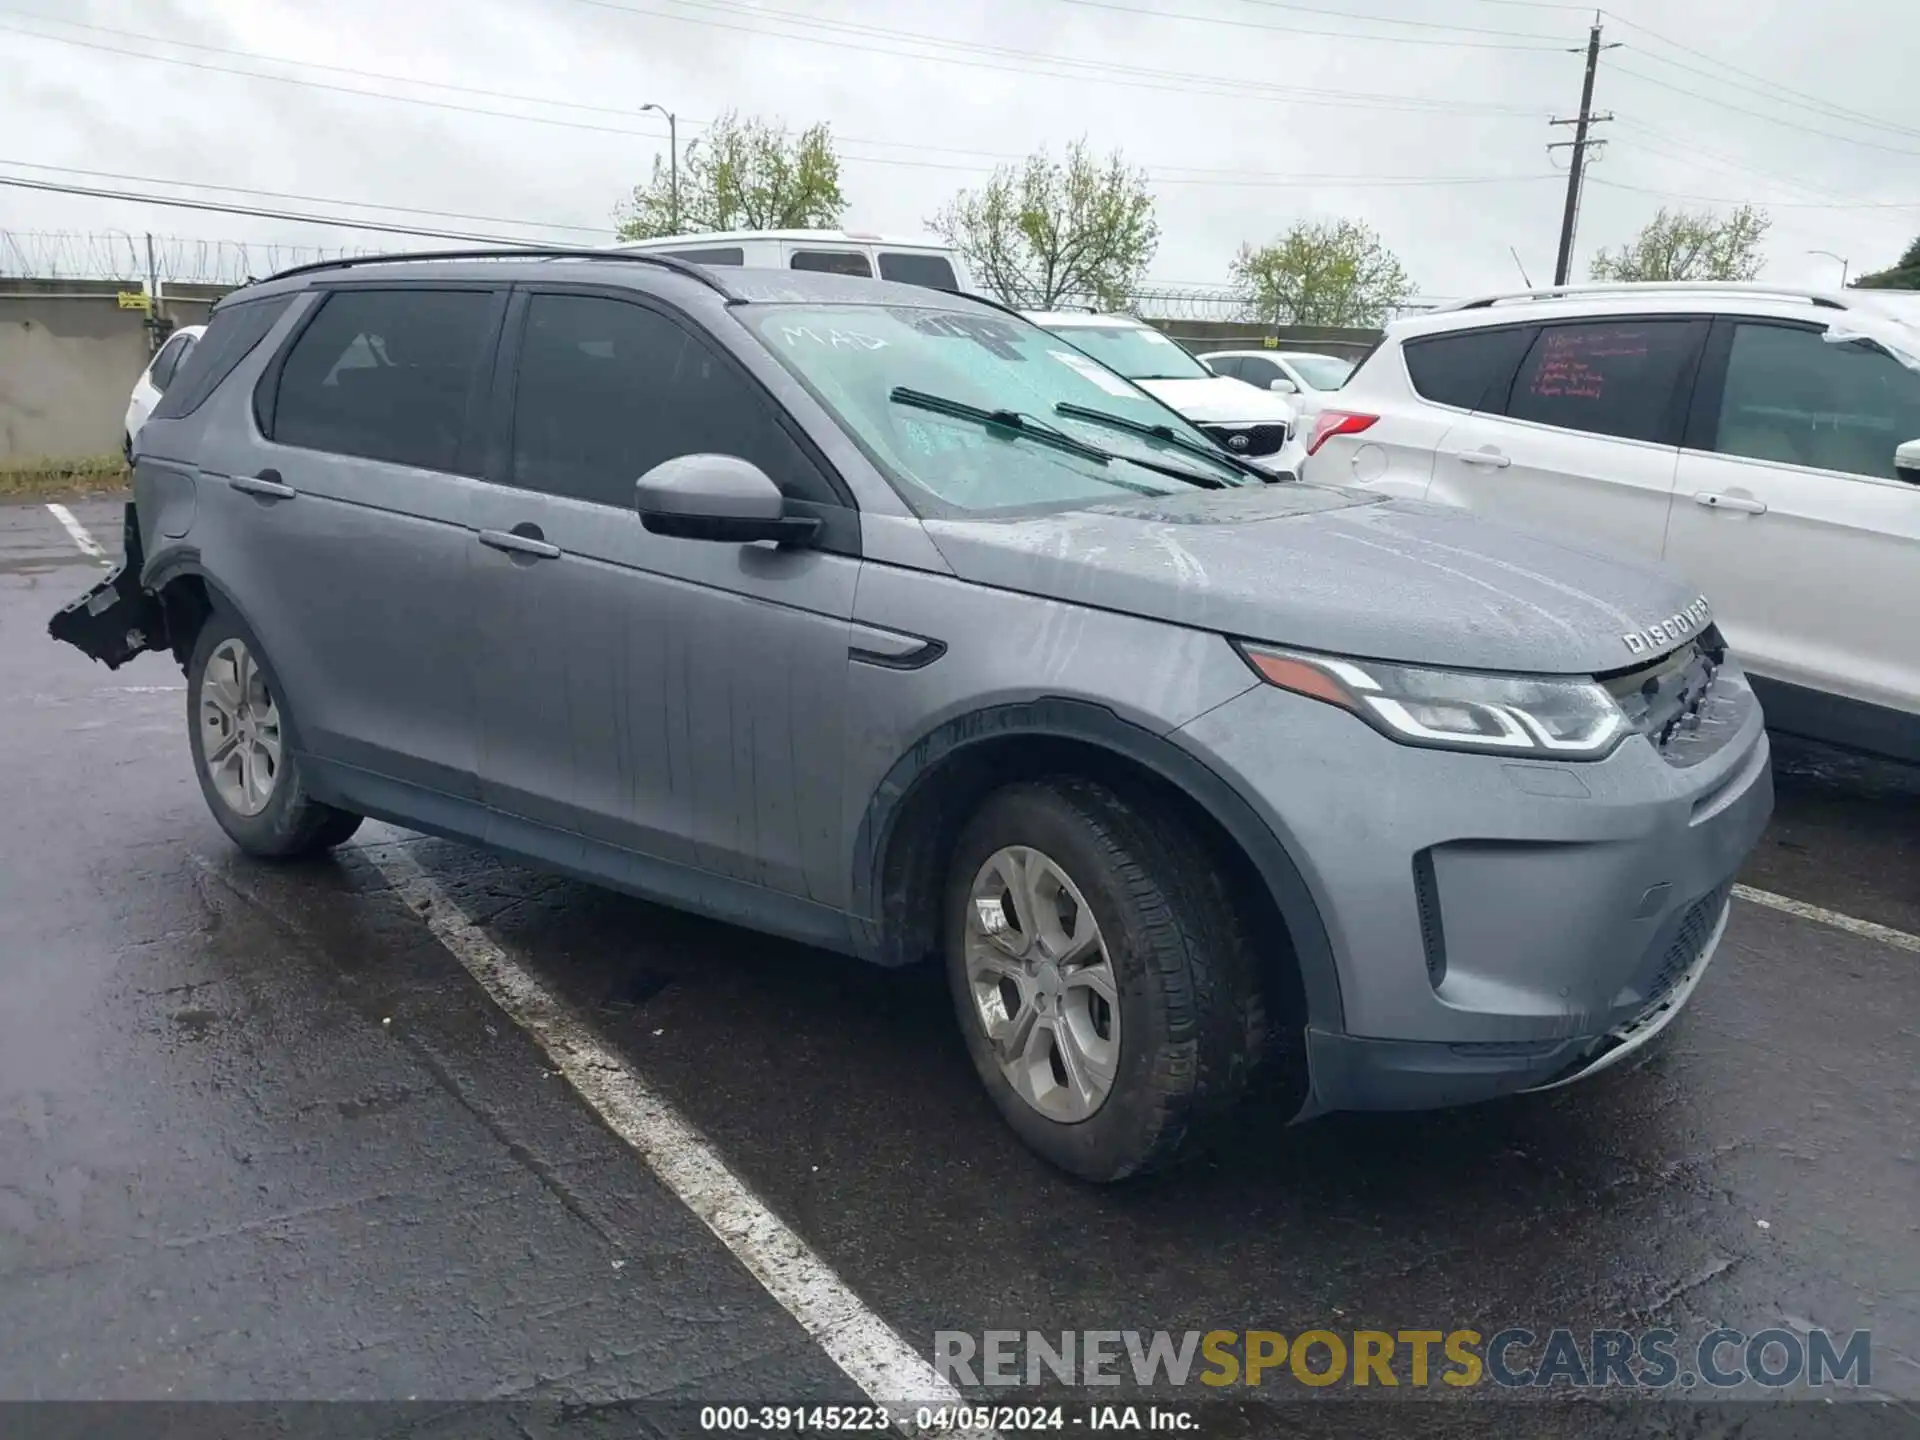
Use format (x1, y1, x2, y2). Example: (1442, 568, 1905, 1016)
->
(634, 455, 819, 546)
(1897, 440, 1920, 487)
(1268, 377, 1298, 394)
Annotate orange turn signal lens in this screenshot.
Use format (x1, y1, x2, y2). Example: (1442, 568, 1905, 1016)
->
(1238, 648, 1354, 710)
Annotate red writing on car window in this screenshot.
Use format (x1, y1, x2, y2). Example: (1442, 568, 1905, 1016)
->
(1529, 328, 1652, 402)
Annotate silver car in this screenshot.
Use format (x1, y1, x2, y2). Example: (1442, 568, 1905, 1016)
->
(52, 253, 1774, 1182)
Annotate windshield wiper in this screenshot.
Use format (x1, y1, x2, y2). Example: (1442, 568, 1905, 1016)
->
(891, 387, 1111, 464)
(1054, 402, 1274, 482)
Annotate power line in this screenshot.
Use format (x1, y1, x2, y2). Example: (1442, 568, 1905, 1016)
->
(0, 160, 613, 234)
(560, 0, 1554, 114)
(0, 175, 542, 246)
(1603, 11, 1920, 140)
(1612, 119, 1879, 209)
(1609, 64, 1920, 160)
(1584, 175, 1919, 211)
(1051, 0, 1571, 48)
(1220, 0, 1564, 39)
(0, 13, 1550, 125)
(1620, 44, 1920, 141)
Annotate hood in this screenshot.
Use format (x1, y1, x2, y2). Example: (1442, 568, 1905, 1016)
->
(1136, 375, 1298, 425)
(923, 485, 1710, 675)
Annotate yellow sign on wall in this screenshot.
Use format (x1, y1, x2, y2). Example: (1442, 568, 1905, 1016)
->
(116, 291, 151, 311)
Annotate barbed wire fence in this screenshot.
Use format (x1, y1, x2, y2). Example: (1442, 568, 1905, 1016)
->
(0, 230, 385, 285)
(0, 230, 1435, 326)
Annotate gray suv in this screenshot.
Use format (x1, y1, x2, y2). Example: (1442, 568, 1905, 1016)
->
(52, 251, 1774, 1182)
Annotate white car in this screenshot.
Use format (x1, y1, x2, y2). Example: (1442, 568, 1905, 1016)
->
(1299, 281, 1920, 762)
(1025, 311, 1301, 474)
(124, 323, 204, 458)
(1199, 348, 1356, 410)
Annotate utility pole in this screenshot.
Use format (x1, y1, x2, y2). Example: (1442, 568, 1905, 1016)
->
(641, 102, 680, 232)
(144, 231, 164, 355)
(1549, 14, 1617, 286)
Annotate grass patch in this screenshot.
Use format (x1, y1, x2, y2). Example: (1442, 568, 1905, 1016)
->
(0, 454, 130, 501)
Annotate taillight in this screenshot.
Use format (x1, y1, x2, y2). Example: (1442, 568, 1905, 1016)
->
(1305, 409, 1379, 457)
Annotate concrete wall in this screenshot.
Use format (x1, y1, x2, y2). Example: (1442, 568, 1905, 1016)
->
(0, 281, 229, 463)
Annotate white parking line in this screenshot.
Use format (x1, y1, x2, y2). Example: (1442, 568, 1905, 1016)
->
(360, 843, 972, 1435)
(1733, 883, 1920, 955)
(45, 502, 110, 565)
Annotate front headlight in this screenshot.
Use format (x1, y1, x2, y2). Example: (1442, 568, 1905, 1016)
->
(1236, 642, 1631, 760)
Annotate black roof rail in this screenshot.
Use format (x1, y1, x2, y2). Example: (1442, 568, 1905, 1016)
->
(952, 289, 1032, 321)
(246, 247, 737, 298)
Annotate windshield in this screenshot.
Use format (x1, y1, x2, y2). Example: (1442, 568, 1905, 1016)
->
(1285, 354, 1356, 390)
(1041, 322, 1213, 382)
(739, 304, 1253, 517)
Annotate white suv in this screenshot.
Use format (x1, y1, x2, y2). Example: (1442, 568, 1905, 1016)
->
(1025, 311, 1301, 474)
(1299, 283, 1920, 763)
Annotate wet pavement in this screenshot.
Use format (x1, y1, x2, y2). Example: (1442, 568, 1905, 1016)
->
(2, 499, 1916, 1433)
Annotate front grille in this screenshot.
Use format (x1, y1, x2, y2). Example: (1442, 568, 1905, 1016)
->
(1640, 881, 1732, 1009)
(1599, 626, 1743, 766)
(1201, 422, 1289, 458)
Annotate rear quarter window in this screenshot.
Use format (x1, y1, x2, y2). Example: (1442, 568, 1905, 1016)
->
(876, 252, 959, 290)
(1401, 325, 1534, 411)
(150, 296, 293, 420)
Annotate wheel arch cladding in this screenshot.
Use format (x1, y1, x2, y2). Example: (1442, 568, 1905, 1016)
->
(849, 697, 1343, 1032)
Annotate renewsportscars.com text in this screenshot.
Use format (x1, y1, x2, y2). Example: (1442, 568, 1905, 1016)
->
(934, 1327, 1872, 1391)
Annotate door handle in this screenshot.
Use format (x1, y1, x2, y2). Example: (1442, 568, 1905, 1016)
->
(229, 470, 295, 499)
(478, 527, 562, 560)
(1692, 491, 1767, 515)
(1447, 448, 1511, 469)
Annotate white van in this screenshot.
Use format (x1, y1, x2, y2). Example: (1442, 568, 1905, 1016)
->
(615, 229, 973, 292)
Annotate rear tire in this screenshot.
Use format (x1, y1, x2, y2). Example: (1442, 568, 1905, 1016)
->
(943, 778, 1262, 1182)
(186, 607, 363, 859)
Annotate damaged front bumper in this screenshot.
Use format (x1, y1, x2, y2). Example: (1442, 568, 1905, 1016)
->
(47, 502, 168, 669)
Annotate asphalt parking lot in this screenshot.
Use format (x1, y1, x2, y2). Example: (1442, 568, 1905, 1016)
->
(2, 498, 1915, 1436)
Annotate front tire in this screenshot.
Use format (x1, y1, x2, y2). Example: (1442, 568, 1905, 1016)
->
(186, 608, 362, 859)
(943, 778, 1262, 1182)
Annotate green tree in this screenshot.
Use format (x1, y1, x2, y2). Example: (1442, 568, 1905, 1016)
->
(1854, 235, 1920, 290)
(1229, 219, 1414, 327)
(1589, 205, 1771, 282)
(931, 139, 1159, 309)
(616, 111, 846, 239)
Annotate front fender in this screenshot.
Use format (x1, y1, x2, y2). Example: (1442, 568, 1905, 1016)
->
(846, 697, 1344, 1031)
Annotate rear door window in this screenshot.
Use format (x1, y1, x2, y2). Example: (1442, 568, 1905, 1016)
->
(876, 252, 958, 290)
(1505, 319, 1707, 445)
(267, 288, 498, 472)
(790, 250, 873, 278)
(656, 247, 746, 265)
(152, 295, 293, 420)
(1401, 325, 1535, 412)
(1206, 356, 1244, 380)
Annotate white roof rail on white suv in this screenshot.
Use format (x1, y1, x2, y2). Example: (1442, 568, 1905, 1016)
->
(1436, 281, 1859, 314)
(1298, 278, 1920, 765)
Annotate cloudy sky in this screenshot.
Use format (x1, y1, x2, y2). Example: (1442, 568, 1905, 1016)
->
(0, 0, 1913, 298)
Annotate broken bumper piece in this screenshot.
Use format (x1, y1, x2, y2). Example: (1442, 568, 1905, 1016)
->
(47, 502, 165, 669)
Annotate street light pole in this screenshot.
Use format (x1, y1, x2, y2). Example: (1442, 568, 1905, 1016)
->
(641, 102, 679, 232)
(1808, 249, 1850, 288)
